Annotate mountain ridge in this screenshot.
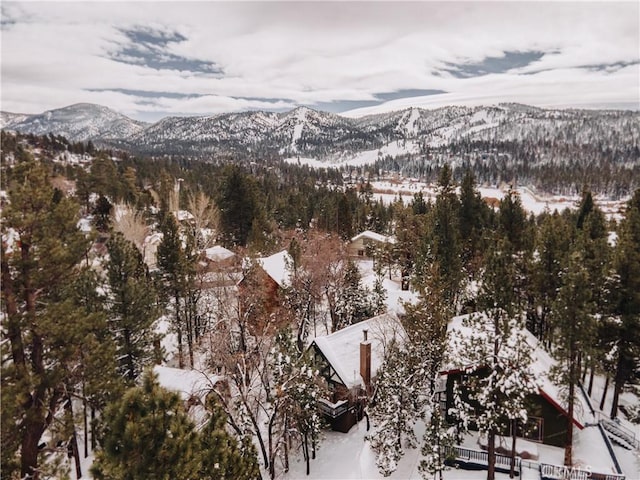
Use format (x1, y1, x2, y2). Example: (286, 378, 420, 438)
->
(2, 102, 638, 162)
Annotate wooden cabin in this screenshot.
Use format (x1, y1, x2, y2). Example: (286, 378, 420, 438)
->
(309, 312, 406, 432)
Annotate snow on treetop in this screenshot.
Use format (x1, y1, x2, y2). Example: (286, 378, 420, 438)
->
(446, 313, 593, 429)
(311, 311, 406, 389)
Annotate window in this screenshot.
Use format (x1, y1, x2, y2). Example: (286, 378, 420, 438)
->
(511, 416, 544, 443)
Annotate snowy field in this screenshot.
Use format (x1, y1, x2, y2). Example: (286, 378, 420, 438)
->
(366, 180, 627, 219)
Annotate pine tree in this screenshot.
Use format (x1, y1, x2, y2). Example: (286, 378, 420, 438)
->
(105, 232, 160, 382)
(334, 260, 374, 330)
(369, 341, 420, 477)
(550, 251, 595, 466)
(1, 159, 91, 479)
(451, 242, 539, 480)
(156, 210, 199, 368)
(608, 189, 640, 419)
(267, 332, 325, 479)
(199, 396, 261, 480)
(91, 371, 202, 480)
(217, 165, 265, 247)
(371, 269, 450, 478)
(458, 168, 489, 274)
(424, 165, 462, 305)
(531, 211, 571, 343)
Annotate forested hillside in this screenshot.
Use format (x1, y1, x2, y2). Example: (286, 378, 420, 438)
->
(1, 132, 638, 479)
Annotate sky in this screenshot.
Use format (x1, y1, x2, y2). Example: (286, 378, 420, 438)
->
(1, 1, 639, 122)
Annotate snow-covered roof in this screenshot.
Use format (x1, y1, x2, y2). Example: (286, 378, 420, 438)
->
(350, 230, 396, 244)
(174, 210, 194, 222)
(153, 365, 222, 429)
(311, 312, 406, 389)
(153, 365, 220, 401)
(257, 250, 293, 288)
(77, 216, 93, 233)
(144, 232, 163, 245)
(446, 314, 593, 428)
(204, 245, 234, 262)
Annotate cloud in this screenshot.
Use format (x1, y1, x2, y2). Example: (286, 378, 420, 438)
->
(1, 1, 638, 120)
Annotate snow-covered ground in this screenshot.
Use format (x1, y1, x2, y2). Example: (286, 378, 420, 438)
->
(356, 258, 418, 315)
(365, 179, 627, 218)
(60, 255, 639, 480)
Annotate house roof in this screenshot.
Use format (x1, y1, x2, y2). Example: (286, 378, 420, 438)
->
(153, 365, 222, 429)
(445, 314, 593, 429)
(311, 311, 407, 389)
(204, 245, 234, 262)
(174, 210, 195, 222)
(257, 250, 293, 288)
(153, 365, 220, 400)
(350, 230, 396, 245)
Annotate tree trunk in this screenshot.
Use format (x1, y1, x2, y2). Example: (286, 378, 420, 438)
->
(599, 375, 609, 412)
(610, 375, 623, 419)
(21, 418, 46, 480)
(244, 398, 269, 470)
(283, 417, 289, 473)
(65, 395, 82, 480)
(123, 328, 136, 381)
(304, 432, 310, 476)
(268, 409, 277, 480)
(83, 394, 88, 458)
(587, 366, 595, 397)
(175, 293, 184, 369)
(564, 366, 575, 466)
(510, 419, 517, 478)
(312, 433, 316, 460)
(487, 430, 496, 480)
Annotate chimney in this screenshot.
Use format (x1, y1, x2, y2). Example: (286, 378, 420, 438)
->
(360, 329, 371, 394)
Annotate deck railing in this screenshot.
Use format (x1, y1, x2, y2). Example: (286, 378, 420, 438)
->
(317, 398, 349, 418)
(447, 445, 520, 474)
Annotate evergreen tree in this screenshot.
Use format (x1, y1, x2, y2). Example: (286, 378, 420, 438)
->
(423, 165, 462, 305)
(371, 269, 450, 478)
(217, 165, 264, 246)
(156, 210, 199, 368)
(369, 341, 419, 477)
(199, 396, 261, 480)
(550, 251, 596, 466)
(91, 371, 202, 480)
(267, 332, 325, 479)
(498, 187, 529, 252)
(530, 211, 571, 343)
(1, 160, 91, 479)
(334, 260, 375, 330)
(105, 232, 160, 382)
(608, 190, 640, 419)
(458, 168, 489, 273)
(451, 242, 539, 480)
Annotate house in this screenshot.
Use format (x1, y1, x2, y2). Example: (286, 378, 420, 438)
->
(442, 314, 593, 448)
(310, 312, 406, 432)
(153, 365, 224, 429)
(348, 230, 395, 258)
(239, 250, 293, 302)
(201, 245, 236, 270)
(256, 250, 293, 289)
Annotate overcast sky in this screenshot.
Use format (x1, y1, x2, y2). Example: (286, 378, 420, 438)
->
(1, 1, 638, 121)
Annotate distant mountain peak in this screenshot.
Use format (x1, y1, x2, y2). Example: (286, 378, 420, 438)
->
(2, 102, 637, 161)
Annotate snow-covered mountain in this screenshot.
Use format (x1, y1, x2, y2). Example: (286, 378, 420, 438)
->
(2, 103, 638, 161)
(0, 112, 32, 130)
(5, 103, 148, 142)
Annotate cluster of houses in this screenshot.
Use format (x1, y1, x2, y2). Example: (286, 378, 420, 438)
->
(131, 215, 629, 480)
